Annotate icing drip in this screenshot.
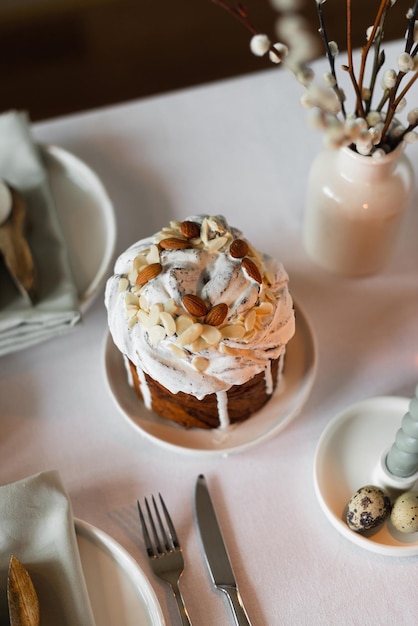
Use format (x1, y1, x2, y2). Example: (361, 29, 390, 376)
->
(264, 360, 273, 395)
(216, 390, 230, 429)
(275, 348, 286, 393)
(136, 366, 152, 410)
(123, 355, 134, 387)
(277, 348, 286, 381)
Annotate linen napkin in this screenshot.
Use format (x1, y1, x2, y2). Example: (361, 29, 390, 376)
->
(0, 470, 96, 626)
(0, 110, 81, 357)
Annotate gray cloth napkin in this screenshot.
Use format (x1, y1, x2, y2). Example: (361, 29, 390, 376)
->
(0, 470, 96, 626)
(0, 110, 81, 357)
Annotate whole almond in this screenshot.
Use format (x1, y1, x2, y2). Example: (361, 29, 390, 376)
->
(205, 302, 228, 326)
(159, 237, 191, 250)
(181, 220, 200, 240)
(135, 262, 162, 286)
(230, 238, 249, 259)
(241, 257, 262, 284)
(182, 294, 208, 317)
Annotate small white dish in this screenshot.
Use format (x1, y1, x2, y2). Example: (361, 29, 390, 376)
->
(41, 144, 116, 311)
(103, 302, 317, 456)
(76, 519, 165, 625)
(314, 396, 418, 556)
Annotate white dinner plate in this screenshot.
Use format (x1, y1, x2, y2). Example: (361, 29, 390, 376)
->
(314, 396, 418, 557)
(41, 144, 116, 311)
(76, 519, 165, 625)
(103, 302, 317, 456)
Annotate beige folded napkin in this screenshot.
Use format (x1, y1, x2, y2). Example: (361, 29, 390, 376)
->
(0, 110, 81, 357)
(0, 471, 96, 626)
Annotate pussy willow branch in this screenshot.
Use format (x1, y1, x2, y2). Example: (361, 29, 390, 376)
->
(357, 0, 391, 103)
(405, 0, 418, 53)
(379, 2, 418, 143)
(210, 0, 258, 36)
(315, 1, 346, 118)
(344, 0, 366, 118)
(366, 48, 385, 114)
(209, 0, 283, 62)
(365, 4, 389, 114)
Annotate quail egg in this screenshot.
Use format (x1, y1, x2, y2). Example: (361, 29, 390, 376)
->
(346, 485, 391, 532)
(391, 491, 418, 533)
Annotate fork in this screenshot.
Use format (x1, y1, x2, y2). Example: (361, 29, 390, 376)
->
(137, 494, 192, 626)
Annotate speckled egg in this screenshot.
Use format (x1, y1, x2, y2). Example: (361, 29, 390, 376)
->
(391, 492, 418, 533)
(346, 485, 391, 532)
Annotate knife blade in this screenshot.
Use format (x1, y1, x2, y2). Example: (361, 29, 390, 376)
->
(7, 555, 40, 626)
(195, 474, 253, 626)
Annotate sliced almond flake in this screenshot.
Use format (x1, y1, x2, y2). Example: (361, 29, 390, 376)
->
(220, 344, 240, 356)
(264, 270, 275, 285)
(244, 309, 257, 331)
(207, 216, 224, 233)
(261, 289, 276, 303)
(156, 226, 180, 239)
(167, 343, 188, 359)
(118, 277, 129, 292)
(190, 337, 208, 352)
(254, 319, 264, 331)
(176, 323, 203, 347)
(169, 220, 182, 230)
(137, 310, 151, 327)
(243, 329, 256, 341)
(201, 324, 222, 346)
(125, 293, 140, 306)
(146, 244, 160, 264)
(206, 235, 229, 252)
(248, 244, 263, 263)
(176, 314, 194, 335)
(148, 325, 166, 346)
(131, 285, 142, 295)
(133, 254, 148, 271)
(163, 298, 177, 314)
(125, 308, 138, 320)
(256, 302, 274, 316)
(149, 303, 163, 326)
(127, 269, 138, 284)
(139, 295, 149, 311)
(220, 324, 246, 340)
(192, 356, 209, 372)
(200, 218, 210, 244)
(160, 311, 176, 336)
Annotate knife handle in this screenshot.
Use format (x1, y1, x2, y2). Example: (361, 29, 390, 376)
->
(220, 586, 253, 626)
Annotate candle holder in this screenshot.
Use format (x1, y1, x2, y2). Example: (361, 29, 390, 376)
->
(314, 392, 418, 556)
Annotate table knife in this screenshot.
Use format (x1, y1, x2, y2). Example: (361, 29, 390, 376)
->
(195, 474, 253, 626)
(7, 555, 40, 626)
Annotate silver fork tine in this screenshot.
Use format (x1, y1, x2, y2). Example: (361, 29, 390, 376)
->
(137, 499, 154, 557)
(146, 496, 164, 554)
(153, 495, 171, 551)
(137, 495, 192, 626)
(159, 493, 180, 549)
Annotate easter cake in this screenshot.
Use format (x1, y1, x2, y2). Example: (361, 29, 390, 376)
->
(105, 215, 295, 429)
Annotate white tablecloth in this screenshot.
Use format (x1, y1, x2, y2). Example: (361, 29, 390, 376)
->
(1, 40, 418, 625)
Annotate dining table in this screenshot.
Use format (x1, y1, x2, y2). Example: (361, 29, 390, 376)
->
(1, 38, 418, 625)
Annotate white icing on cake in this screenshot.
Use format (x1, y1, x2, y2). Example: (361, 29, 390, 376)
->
(105, 215, 295, 418)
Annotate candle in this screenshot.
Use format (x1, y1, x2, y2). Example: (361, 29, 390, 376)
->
(386, 385, 418, 478)
(0, 180, 12, 225)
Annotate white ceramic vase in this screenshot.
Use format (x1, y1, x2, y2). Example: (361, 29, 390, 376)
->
(303, 143, 415, 276)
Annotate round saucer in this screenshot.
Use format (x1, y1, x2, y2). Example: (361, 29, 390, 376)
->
(314, 396, 418, 556)
(42, 144, 116, 311)
(104, 302, 317, 456)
